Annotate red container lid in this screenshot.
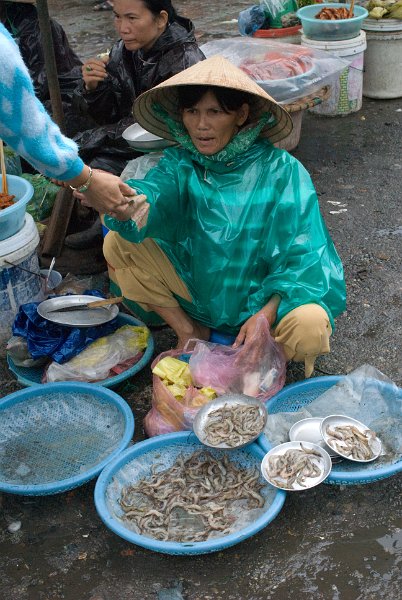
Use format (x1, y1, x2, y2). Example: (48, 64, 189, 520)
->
(253, 25, 302, 38)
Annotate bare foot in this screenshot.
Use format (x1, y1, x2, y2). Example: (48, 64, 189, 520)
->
(176, 322, 210, 349)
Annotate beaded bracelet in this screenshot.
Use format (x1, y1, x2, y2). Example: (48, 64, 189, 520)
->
(69, 166, 93, 193)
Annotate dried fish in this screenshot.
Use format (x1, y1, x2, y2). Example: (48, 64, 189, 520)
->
(325, 424, 377, 460)
(203, 403, 265, 447)
(265, 446, 323, 490)
(118, 451, 266, 542)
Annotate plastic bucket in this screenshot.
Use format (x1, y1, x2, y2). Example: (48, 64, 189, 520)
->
(362, 19, 402, 99)
(301, 31, 367, 116)
(0, 214, 43, 346)
(0, 175, 34, 241)
(253, 25, 302, 44)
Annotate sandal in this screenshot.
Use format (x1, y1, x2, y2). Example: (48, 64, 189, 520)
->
(93, 0, 113, 11)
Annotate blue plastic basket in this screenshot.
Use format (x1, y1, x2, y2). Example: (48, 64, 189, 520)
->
(0, 382, 134, 495)
(258, 376, 402, 485)
(7, 313, 154, 388)
(94, 431, 286, 555)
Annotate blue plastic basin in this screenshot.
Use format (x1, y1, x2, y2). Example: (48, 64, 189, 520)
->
(0, 175, 34, 240)
(94, 431, 286, 555)
(297, 4, 369, 41)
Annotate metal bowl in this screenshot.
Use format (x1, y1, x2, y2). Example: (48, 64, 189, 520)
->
(122, 123, 176, 152)
(320, 415, 382, 463)
(289, 417, 338, 458)
(261, 441, 332, 491)
(192, 393, 267, 450)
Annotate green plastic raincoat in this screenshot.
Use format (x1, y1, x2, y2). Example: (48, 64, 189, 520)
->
(105, 139, 346, 334)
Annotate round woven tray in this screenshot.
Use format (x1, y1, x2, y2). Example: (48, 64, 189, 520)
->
(283, 85, 331, 113)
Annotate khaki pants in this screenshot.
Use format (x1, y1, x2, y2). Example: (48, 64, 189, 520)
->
(104, 233, 332, 377)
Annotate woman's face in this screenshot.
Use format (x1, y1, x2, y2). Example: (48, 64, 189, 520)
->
(181, 90, 249, 156)
(113, 0, 168, 52)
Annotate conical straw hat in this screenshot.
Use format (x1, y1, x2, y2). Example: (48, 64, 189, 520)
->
(133, 55, 293, 144)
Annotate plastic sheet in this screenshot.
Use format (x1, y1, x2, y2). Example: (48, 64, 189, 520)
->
(199, 37, 350, 102)
(44, 325, 149, 383)
(189, 315, 286, 401)
(263, 365, 402, 464)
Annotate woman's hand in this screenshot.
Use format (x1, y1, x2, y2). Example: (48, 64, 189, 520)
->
(82, 56, 109, 91)
(233, 294, 281, 348)
(68, 169, 136, 217)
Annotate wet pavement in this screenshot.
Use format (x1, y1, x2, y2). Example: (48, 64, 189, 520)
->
(1, 1, 402, 599)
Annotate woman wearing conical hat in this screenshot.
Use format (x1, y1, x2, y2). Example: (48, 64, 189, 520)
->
(103, 56, 346, 377)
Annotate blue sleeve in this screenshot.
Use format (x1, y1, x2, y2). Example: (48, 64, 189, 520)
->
(0, 23, 84, 180)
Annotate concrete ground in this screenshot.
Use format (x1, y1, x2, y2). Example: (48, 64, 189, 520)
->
(0, 1, 401, 599)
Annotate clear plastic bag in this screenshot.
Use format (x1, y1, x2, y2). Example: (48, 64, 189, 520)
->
(44, 325, 149, 382)
(6, 335, 48, 368)
(189, 315, 286, 401)
(200, 37, 349, 103)
(260, 0, 298, 28)
(238, 5, 266, 36)
(120, 152, 164, 182)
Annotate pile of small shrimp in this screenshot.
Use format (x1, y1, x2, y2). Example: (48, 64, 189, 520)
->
(325, 424, 377, 460)
(265, 444, 323, 490)
(118, 451, 266, 542)
(203, 403, 265, 448)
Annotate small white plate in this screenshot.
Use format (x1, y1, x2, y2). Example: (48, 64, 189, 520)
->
(289, 417, 338, 458)
(261, 441, 332, 491)
(320, 415, 382, 463)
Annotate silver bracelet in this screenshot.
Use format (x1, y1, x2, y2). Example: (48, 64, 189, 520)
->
(69, 166, 93, 193)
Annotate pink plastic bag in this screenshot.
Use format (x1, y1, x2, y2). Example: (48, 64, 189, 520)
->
(144, 349, 207, 437)
(189, 315, 286, 401)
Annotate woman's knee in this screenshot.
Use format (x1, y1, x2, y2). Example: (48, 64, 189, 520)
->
(274, 303, 332, 361)
(102, 230, 119, 266)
